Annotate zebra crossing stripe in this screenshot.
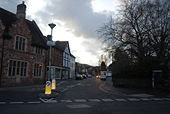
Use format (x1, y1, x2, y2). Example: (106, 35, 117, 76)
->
(102, 99, 114, 102)
(88, 99, 101, 102)
(74, 99, 87, 102)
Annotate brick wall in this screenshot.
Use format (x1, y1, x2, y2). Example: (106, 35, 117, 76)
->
(0, 19, 46, 87)
(51, 48, 63, 67)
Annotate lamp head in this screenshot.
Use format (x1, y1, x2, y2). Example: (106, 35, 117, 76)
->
(48, 23, 56, 29)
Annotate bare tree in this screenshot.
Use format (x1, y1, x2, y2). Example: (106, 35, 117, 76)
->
(99, 0, 170, 66)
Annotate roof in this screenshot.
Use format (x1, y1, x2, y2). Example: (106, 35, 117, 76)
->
(0, 7, 47, 48)
(70, 54, 75, 58)
(55, 41, 69, 51)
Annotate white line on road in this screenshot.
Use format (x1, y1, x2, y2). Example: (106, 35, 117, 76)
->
(27, 101, 41, 104)
(88, 99, 101, 102)
(127, 98, 141, 101)
(102, 99, 114, 102)
(10, 101, 24, 104)
(74, 99, 87, 102)
(61, 100, 73, 103)
(151, 98, 164, 101)
(60, 88, 68, 92)
(140, 98, 152, 101)
(57, 81, 66, 86)
(67, 104, 91, 109)
(0, 102, 6, 104)
(115, 99, 127, 102)
(163, 98, 170, 100)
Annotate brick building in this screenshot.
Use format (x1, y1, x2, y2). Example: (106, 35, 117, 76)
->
(0, 2, 48, 87)
(0, 2, 76, 87)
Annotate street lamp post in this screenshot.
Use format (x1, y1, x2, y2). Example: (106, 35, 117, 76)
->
(48, 23, 56, 90)
(48, 23, 56, 81)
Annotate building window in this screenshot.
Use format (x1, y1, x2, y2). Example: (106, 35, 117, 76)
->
(33, 63, 43, 77)
(15, 35, 26, 51)
(8, 60, 27, 77)
(63, 52, 70, 67)
(35, 47, 43, 55)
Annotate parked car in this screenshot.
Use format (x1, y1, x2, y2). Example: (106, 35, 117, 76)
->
(75, 74, 83, 80)
(82, 74, 87, 79)
(100, 75, 107, 80)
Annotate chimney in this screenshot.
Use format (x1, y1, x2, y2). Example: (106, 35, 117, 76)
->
(47, 35, 52, 41)
(16, 1, 26, 19)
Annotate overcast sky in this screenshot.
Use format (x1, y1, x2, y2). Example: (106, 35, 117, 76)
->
(0, 0, 121, 66)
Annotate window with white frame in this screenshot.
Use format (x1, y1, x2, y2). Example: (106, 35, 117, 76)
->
(63, 52, 70, 67)
(15, 35, 26, 51)
(8, 60, 27, 77)
(33, 63, 43, 77)
(35, 47, 43, 55)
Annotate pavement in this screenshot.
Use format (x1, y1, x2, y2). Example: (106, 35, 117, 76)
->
(0, 79, 70, 91)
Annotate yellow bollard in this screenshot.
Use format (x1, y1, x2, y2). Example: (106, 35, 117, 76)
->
(51, 79, 56, 90)
(45, 81, 52, 94)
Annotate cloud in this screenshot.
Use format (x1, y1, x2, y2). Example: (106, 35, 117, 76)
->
(81, 38, 103, 55)
(35, 0, 108, 38)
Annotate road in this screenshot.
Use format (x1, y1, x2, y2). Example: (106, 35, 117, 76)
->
(0, 77, 170, 114)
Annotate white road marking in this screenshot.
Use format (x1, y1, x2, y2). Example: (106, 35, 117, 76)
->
(127, 98, 140, 101)
(0, 102, 6, 104)
(163, 98, 170, 100)
(27, 101, 41, 104)
(10, 102, 24, 104)
(39, 98, 57, 103)
(102, 99, 114, 102)
(67, 85, 75, 88)
(57, 81, 65, 86)
(74, 99, 87, 102)
(140, 98, 152, 101)
(115, 99, 127, 102)
(61, 88, 68, 92)
(88, 99, 101, 102)
(61, 100, 73, 103)
(67, 104, 91, 109)
(151, 98, 164, 101)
